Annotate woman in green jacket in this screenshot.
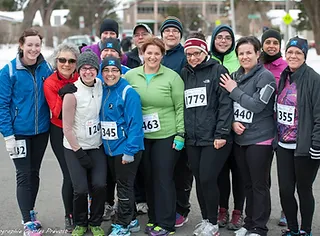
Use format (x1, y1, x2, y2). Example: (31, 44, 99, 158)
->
(124, 37, 184, 236)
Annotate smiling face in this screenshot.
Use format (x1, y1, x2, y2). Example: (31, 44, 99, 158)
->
(100, 31, 117, 43)
(143, 44, 163, 71)
(20, 35, 42, 65)
(79, 64, 97, 86)
(214, 31, 232, 53)
(101, 48, 120, 60)
(186, 48, 206, 68)
(237, 43, 260, 73)
(56, 51, 77, 79)
(133, 27, 152, 49)
(285, 47, 305, 72)
(263, 37, 280, 56)
(162, 27, 181, 49)
(102, 65, 121, 86)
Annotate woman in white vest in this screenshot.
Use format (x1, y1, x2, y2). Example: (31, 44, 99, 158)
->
(62, 49, 106, 236)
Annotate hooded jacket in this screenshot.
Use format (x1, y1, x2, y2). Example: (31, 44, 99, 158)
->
(181, 57, 233, 146)
(210, 25, 240, 74)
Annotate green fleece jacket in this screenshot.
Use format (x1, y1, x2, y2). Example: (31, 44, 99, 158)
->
(124, 65, 185, 139)
(212, 50, 240, 74)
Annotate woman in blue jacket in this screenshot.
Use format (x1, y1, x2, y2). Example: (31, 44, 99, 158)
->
(0, 28, 53, 236)
(100, 56, 144, 236)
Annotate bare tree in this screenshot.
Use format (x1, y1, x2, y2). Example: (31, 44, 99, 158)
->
(40, 0, 60, 47)
(21, 0, 42, 31)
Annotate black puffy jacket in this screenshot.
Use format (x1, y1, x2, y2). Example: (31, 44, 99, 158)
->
(181, 57, 233, 146)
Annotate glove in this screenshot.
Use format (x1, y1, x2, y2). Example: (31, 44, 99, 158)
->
(173, 136, 184, 151)
(122, 154, 134, 163)
(4, 135, 17, 154)
(75, 148, 93, 169)
(58, 83, 77, 98)
(309, 145, 320, 160)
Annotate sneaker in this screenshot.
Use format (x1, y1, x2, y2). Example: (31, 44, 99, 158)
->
(30, 210, 42, 229)
(278, 211, 287, 227)
(193, 220, 209, 236)
(217, 208, 229, 228)
(234, 227, 248, 236)
(72, 226, 87, 236)
(90, 225, 105, 236)
(199, 223, 219, 236)
(65, 214, 75, 233)
(148, 226, 174, 236)
(23, 222, 42, 236)
(281, 229, 300, 236)
(137, 203, 148, 214)
(128, 219, 140, 233)
(227, 210, 244, 230)
(144, 223, 155, 234)
(300, 230, 312, 236)
(103, 203, 116, 221)
(175, 213, 189, 228)
(109, 224, 130, 236)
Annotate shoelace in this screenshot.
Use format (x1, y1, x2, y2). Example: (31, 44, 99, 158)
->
(153, 226, 164, 232)
(25, 222, 38, 231)
(195, 219, 209, 229)
(111, 224, 124, 233)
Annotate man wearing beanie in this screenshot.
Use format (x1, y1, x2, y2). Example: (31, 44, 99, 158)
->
(82, 18, 119, 62)
(62, 48, 106, 236)
(123, 23, 153, 69)
(160, 16, 186, 75)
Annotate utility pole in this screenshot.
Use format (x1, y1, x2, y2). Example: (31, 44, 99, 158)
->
(230, 0, 236, 35)
(285, 0, 290, 43)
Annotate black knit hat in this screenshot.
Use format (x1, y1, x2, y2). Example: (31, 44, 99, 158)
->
(101, 56, 122, 72)
(77, 49, 100, 73)
(100, 19, 119, 37)
(160, 16, 183, 37)
(261, 29, 282, 46)
(100, 38, 121, 55)
(286, 36, 308, 59)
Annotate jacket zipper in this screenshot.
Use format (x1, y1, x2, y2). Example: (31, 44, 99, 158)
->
(31, 73, 39, 134)
(102, 88, 112, 156)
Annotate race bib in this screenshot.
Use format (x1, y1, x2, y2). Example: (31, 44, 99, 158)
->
(101, 121, 118, 140)
(185, 87, 207, 108)
(10, 140, 27, 159)
(233, 102, 254, 123)
(277, 103, 295, 126)
(86, 119, 101, 138)
(143, 113, 161, 133)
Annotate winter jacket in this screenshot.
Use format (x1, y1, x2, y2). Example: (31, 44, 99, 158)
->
(181, 57, 233, 146)
(210, 24, 240, 74)
(162, 43, 186, 75)
(124, 48, 142, 69)
(263, 57, 287, 88)
(230, 63, 276, 146)
(0, 54, 53, 137)
(100, 78, 144, 156)
(124, 65, 185, 139)
(44, 71, 78, 128)
(277, 63, 320, 156)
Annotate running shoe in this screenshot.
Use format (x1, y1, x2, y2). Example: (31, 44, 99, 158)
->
(72, 226, 87, 236)
(148, 226, 174, 236)
(217, 208, 229, 228)
(65, 214, 74, 233)
(23, 222, 42, 236)
(199, 222, 220, 236)
(193, 220, 209, 236)
(90, 225, 105, 236)
(300, 230, 312, 236)
(175, 213, 188, 228)
(144, 223, 155, 234)
(234, 227, 248, 236)
(103, 203, 116, 221)
(278, 211, 287, 227)
(30, 210, 42, 229)
(228, 210, 244, 230)
(128, 219, 140, 233)
(109, 224, 130, 236)
(136, 203, 148, 214)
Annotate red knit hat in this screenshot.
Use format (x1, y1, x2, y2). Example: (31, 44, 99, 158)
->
(184, 38, 208, 55)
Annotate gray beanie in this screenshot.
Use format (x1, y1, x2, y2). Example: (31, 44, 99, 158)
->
(77, 49, 100, 73)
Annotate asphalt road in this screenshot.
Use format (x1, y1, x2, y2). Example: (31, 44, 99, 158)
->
(0, 139, 319, 236)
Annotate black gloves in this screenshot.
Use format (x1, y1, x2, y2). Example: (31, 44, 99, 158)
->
(78, 43, 87, 53)
(75, 148, 93, 169)
(58, 83, 77, 98)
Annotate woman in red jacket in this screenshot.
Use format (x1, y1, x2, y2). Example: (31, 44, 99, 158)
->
(43, 43, 79, 232)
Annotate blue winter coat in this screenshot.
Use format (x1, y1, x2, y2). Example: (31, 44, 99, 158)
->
(100, 78, 144, 156)
(0, 54, 53, 137)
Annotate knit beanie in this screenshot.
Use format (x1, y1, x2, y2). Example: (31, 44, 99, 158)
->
(184, 38, 208, 55)
(101, 56, 122, 72)
(100, 38, 121, 55)
(286, 36, 308, 59)
(100, 19, 119, 37)
(160, 16, 183, 37)
(77, 49, 100, 73)
(261, 29, 282, 46)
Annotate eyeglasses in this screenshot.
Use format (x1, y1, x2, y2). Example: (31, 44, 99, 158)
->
(57, 57, 76, 64)
(163, 28, 180, 35)
(134, 32, 150, 38)
(102, 69, 120, 74)
(80, 66, 96, 72)
(286, 50, 304, 57)
(215, 35, 232, 42)
(185, 51, 203, 58)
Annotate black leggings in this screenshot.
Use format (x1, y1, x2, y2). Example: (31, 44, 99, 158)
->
(276, 146, 320, 234)
(218, 145, 245, 212)
(234, 144, 273, 236)
(187, 143, 231, 224)
(50, 124, 73, 216)
(13, 132, 49, 223)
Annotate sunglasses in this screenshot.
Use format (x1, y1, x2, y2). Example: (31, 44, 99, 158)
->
(57, 57, 76, 64)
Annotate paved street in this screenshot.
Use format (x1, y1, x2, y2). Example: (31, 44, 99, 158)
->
(0, 140, 319, 236)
